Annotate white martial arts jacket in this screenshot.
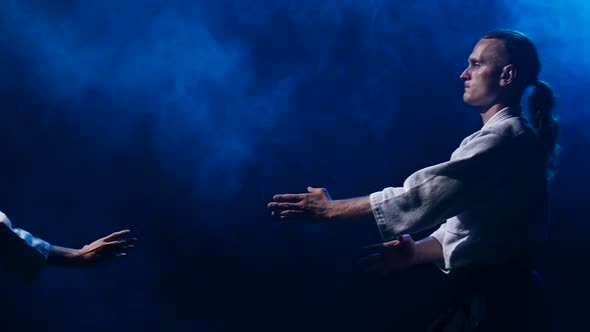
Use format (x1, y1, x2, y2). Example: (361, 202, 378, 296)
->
(370, 107, 549, 272)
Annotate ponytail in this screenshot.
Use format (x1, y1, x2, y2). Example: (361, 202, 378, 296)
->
(482, 29, 560, 180)
(528, 80, 559, 180)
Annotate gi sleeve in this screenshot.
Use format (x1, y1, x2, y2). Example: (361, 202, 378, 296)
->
(369, 130, 529, 240)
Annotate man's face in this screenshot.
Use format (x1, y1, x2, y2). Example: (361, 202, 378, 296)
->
(460, 38, 505, 107)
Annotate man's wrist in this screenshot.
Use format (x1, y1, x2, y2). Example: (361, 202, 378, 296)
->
(324, 200, 339, 221)
(413, 237, 443, 265)
(324, 197, 373, 222)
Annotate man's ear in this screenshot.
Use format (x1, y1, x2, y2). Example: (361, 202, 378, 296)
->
(500, 64, 517, 87)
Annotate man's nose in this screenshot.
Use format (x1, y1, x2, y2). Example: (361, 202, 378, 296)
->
(459, 69, 469, 80)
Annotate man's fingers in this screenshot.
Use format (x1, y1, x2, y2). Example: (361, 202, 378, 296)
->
(271, 210, 301, 219)
(360, 243, 385, 255)
(267, 202, 301, 210)
(380, 238, 403, 249)
(307, 186, 331, 200)
(272, 194, 306, 202)
(103, 230, 131, 241)
(279, 210, 305, 219)
(396, 235, 410, 243)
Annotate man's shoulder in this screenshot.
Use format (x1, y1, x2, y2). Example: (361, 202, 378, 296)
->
(455, 117, 537, 156)
(481, 116, 532, 139)
(459, 116, 528, 146)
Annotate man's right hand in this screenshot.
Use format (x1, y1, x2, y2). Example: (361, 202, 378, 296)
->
(267, 186, 334, 221)
(358, 234, 417, 278)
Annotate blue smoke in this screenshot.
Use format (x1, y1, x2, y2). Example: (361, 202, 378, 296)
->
(502, 0, 590, 123)
(3, 1, 263, 196)
(0, 0, 494, 198)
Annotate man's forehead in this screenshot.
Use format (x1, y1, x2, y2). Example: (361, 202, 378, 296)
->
(470, 39, 505, 61)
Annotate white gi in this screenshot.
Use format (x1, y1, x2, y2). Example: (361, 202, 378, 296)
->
(370, 107, 548, 271)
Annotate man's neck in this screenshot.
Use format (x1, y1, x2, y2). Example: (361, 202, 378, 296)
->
(480, 103, 510, 125)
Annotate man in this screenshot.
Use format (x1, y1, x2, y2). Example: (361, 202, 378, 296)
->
(268, 30, 558, 331)
(0, 210, 135, 281)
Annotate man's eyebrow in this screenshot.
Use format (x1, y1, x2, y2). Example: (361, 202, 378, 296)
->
(468, 56, 483, 64)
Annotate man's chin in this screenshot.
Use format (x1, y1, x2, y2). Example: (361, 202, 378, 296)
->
(463, 95, 479, 106)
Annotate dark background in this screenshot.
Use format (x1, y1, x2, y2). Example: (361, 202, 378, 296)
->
(1, 1, 588, 331)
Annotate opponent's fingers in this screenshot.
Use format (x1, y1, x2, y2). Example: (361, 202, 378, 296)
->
(110, 237, 138, 245)
(102, 239, 137, 249)
(113, 246, 135, 255)
(103, 230, 132, 241)
(100, 244, 135, 258)
(113, 244, 136, 252)
(112, 237, 138, 245)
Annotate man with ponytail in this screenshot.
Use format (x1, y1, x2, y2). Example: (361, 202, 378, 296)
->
(269, 29, 557, 331)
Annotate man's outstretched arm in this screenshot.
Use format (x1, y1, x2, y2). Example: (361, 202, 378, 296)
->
(268, 186, 375, 222)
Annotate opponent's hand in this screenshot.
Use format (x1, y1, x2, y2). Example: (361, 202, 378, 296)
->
(78, 230, 137, 265)
(268, 186, 333, 221)
(358, 234, 416, 278)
